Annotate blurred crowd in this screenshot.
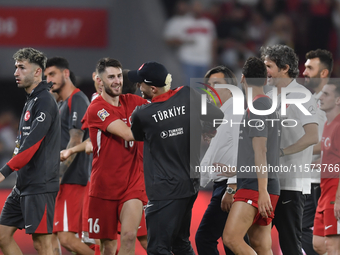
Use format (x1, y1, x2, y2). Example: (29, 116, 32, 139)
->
(0, 110, 19, 187)
(0, 111, 18, 167)
(162, 0, 340, 84)
(1, 0, 339, 185)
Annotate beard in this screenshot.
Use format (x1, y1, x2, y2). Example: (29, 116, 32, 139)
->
(141, 90, 152, 100)
(51, 76, 66, 94)
(103, 82, 121, 98)
(18, 71, 35, 89)
(304, 77, 321, 90)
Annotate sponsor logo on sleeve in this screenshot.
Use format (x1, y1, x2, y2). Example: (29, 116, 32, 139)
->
(97, 109, 110, 121)
(308, 105, 316, 114)
(72, 112, 77, 122)
(37, 112, 46, 122)
(255, 120, 265, 131)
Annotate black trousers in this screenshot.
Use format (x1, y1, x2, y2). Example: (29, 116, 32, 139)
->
(302, 183, 321, 255)
(272, 190, 306, 255)
(145, 194, 198, 255)
(195, 180, 235, 255)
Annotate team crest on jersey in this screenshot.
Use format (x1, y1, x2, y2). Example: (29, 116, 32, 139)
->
(97, 108, 110, 121)
(324, 137, 331, 149)
(24, 111, 30, 121)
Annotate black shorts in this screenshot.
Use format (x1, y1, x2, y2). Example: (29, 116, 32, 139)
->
(0, 188, 57, 234)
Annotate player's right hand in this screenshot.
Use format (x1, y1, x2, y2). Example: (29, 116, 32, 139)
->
(60, 149, 72, 161)
(221, 192, 234, 212)
(258, 190, 272, 218)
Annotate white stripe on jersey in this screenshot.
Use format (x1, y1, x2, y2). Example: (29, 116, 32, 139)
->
(97, 130, 102, 156)
(337, 218, 340, 235)
(63, 200, 68, 232)
(91, 92, 99, 101)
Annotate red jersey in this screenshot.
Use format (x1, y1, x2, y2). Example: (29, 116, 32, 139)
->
(319, 113, 340, 211)
(86, 94, 148, 200)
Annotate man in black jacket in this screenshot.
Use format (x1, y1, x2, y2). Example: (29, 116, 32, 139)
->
(128, 62, 223, 255)
(0, 48, 60, 255)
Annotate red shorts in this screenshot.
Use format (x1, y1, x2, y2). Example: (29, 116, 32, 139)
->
(82, 183, 90, 233)
(234, 188, 279, 226)
(53, 184, 87, 233)
(314, 208, 340, 236)
(88, 189, 147, 240)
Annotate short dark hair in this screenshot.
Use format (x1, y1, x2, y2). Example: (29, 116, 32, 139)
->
(306, 49, 333, 77)
(122, 69, 137, 94)
(242, 57, 267, 86)
(328, 79, 340, 97)
(96, 58, 122, 75)
(46, 57, 70, 70)
(204, 65, 238, 86)
(260, 44, 299, 78)
(13, 47, 47, 70)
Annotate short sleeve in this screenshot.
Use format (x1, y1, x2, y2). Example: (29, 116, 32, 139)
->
(81, 110, 88, 130)
(69, 94, 89, 130)
(87, 103, 120, 132)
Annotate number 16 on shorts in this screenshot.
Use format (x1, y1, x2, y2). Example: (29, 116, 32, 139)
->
(88, 218, 100, 233)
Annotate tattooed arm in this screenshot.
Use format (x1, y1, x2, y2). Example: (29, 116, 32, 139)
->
(59, 129, 84, 177)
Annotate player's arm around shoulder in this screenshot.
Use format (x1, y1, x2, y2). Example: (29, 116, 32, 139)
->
(107, 119, 134, 141)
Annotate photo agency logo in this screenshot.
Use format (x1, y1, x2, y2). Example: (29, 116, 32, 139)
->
(198, 82, 313, 128)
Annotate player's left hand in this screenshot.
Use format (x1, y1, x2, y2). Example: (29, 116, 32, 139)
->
(334, 199, 340, 220)
(258, 190, 272, 218)
(0, 173, 5, 183)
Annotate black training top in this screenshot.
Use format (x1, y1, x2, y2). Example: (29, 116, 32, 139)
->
(0, 81, 61, 196)
(131, 86, 224, 200)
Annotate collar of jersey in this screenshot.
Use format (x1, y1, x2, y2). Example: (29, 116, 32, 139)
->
(246, 94, 270, 118)
(151, 86, 184, 103)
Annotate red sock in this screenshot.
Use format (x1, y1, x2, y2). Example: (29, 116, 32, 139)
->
(94, 244, 101, 255)
(89, 244, 96, 251)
